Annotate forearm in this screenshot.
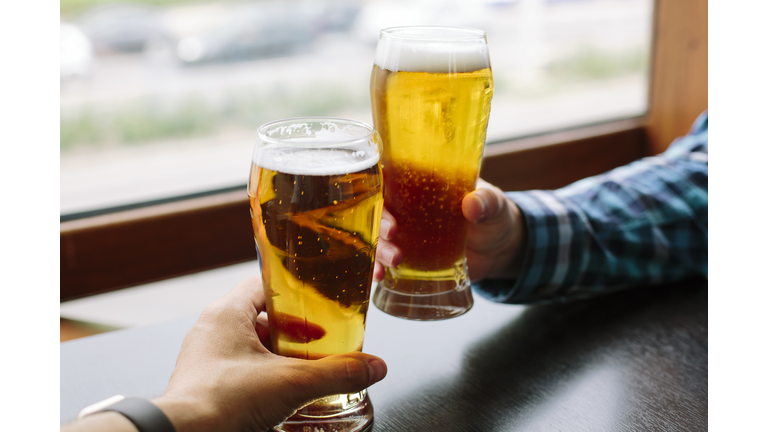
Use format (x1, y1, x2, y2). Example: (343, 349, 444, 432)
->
(60, 394, 217, 432)
(474, 113, 708, 304)
(61, 412, 138, 432)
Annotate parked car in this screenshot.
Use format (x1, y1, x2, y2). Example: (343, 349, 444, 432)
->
(77, 4, 168, 54)
(147, 1, 318, 66)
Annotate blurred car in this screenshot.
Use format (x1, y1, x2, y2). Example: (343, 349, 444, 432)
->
(60, 22, 93, 80)
(147, 1, 318, 66)
(78, 4, 168, 54)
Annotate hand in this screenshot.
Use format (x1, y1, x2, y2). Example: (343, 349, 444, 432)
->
(374, 179, 526, 282)
(152, 276, 388, 432)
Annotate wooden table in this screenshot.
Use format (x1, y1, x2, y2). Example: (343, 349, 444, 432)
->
(61, 278, 707, 430)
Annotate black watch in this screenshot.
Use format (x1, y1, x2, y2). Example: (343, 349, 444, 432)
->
(77, 395, 176, 432)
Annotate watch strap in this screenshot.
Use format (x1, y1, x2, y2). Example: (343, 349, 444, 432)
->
(94, 397, 176, 432)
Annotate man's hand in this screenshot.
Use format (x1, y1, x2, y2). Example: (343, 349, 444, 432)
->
(374, 179, 526, 282)
(152, 276, 387, 432)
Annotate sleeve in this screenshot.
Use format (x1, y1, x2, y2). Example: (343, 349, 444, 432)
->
(472, 112, 708, 304)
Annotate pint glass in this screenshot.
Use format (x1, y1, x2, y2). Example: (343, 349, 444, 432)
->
(248, 118, 384, 432)
(370, 26, 493, 320)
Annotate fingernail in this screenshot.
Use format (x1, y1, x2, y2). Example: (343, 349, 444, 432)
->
(380, 247, 396, 266)
(367, 359, 387, 385)
(380, 219, 393, 240)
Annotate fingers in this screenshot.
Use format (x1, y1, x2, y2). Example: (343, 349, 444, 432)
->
(198, 276, 267, 340)
(229, 275, 267, 315)
(373, 262, 385, 282)
(286, 353, 388, 405)
(379, 207, 396, 240)
(375, 239, 402, 282)
(254, 312, 272, 352)
(462, 179, 527, 281)
(462, 180, 506, 224)
(192, 276, 271, 355)
(375, 207, 402, 273)
(376, 239, 402, 268)
(207, 276, 267, 328)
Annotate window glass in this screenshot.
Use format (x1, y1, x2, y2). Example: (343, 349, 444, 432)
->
(61, 0, 653, 215)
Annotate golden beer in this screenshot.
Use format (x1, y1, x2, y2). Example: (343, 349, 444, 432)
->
(248, 118, 383, 431)
(370, 26, 493, 320)
(249, 155, 383, 359)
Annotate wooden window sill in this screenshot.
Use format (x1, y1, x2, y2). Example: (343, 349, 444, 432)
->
(61, 117, 648, 302)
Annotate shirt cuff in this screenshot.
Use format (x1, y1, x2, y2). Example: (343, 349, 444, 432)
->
(472, 190, 588, 304)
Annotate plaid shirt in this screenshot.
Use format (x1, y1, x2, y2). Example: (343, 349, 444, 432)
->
(473, 112, 708, 304)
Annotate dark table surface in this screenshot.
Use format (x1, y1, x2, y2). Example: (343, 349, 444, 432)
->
(61, 278, 707, 431)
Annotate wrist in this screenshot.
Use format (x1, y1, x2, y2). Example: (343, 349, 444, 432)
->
(63, 411, 140, 432)
(151, 394, 219, 432)
(506, 199, 527, 277)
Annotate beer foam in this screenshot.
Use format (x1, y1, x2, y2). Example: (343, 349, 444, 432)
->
(264, 121, 370, 143)
(374, 36, 490, 73)
(255, 147, 380, 176)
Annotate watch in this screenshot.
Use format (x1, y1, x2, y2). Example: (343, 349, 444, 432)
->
(77, 395, 176, 432)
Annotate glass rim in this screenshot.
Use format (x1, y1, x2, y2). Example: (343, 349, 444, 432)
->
(257, 117, 376, 148)
(380, 26, 487, 41)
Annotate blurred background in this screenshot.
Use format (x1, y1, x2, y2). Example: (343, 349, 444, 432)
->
(60, 0, 653, 216)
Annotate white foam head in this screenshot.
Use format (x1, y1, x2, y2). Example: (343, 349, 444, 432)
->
(374, 27, 490, 73)
(256, 147, 379, 176)
(255, 119, 380, 175)
(262, 121, 369, 143)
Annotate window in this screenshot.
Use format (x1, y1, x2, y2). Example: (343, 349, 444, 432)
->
(61, 0, 652, 216)
(61, 0, 707, 301)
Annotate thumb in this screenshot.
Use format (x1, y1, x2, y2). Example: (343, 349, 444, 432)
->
(288, 353, 388, 404)
(463, 181, 507, 224)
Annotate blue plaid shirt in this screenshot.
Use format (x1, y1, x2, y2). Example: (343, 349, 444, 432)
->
(474, 112, 708, 304)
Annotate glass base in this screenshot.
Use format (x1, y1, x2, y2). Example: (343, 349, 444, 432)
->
(273, 391, 373, 432)
(372, 273, 474, 321)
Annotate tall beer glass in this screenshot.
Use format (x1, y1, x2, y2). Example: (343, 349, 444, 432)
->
(370, 26, 493, 320)
(248, 118, 384, 432)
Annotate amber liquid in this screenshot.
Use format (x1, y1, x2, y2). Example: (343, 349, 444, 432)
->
(370, 65, 493, 292)
(248, 158, 383, 359)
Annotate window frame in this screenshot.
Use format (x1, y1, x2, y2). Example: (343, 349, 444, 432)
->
(60, 0, 707, 302)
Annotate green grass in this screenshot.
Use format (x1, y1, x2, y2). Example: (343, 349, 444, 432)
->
(61, 96, 218, 151)
(546, 45, 648, 82)
(489, 45, 649, 98)
(61, 0, 217, 15)
(60, 109, 105, 149)
(115, 97, 217, 143)
(61, 84, 369, 152)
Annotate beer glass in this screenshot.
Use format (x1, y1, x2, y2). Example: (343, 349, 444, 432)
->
(248, 118, 384, 432)
(370, 26, 494, 320)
